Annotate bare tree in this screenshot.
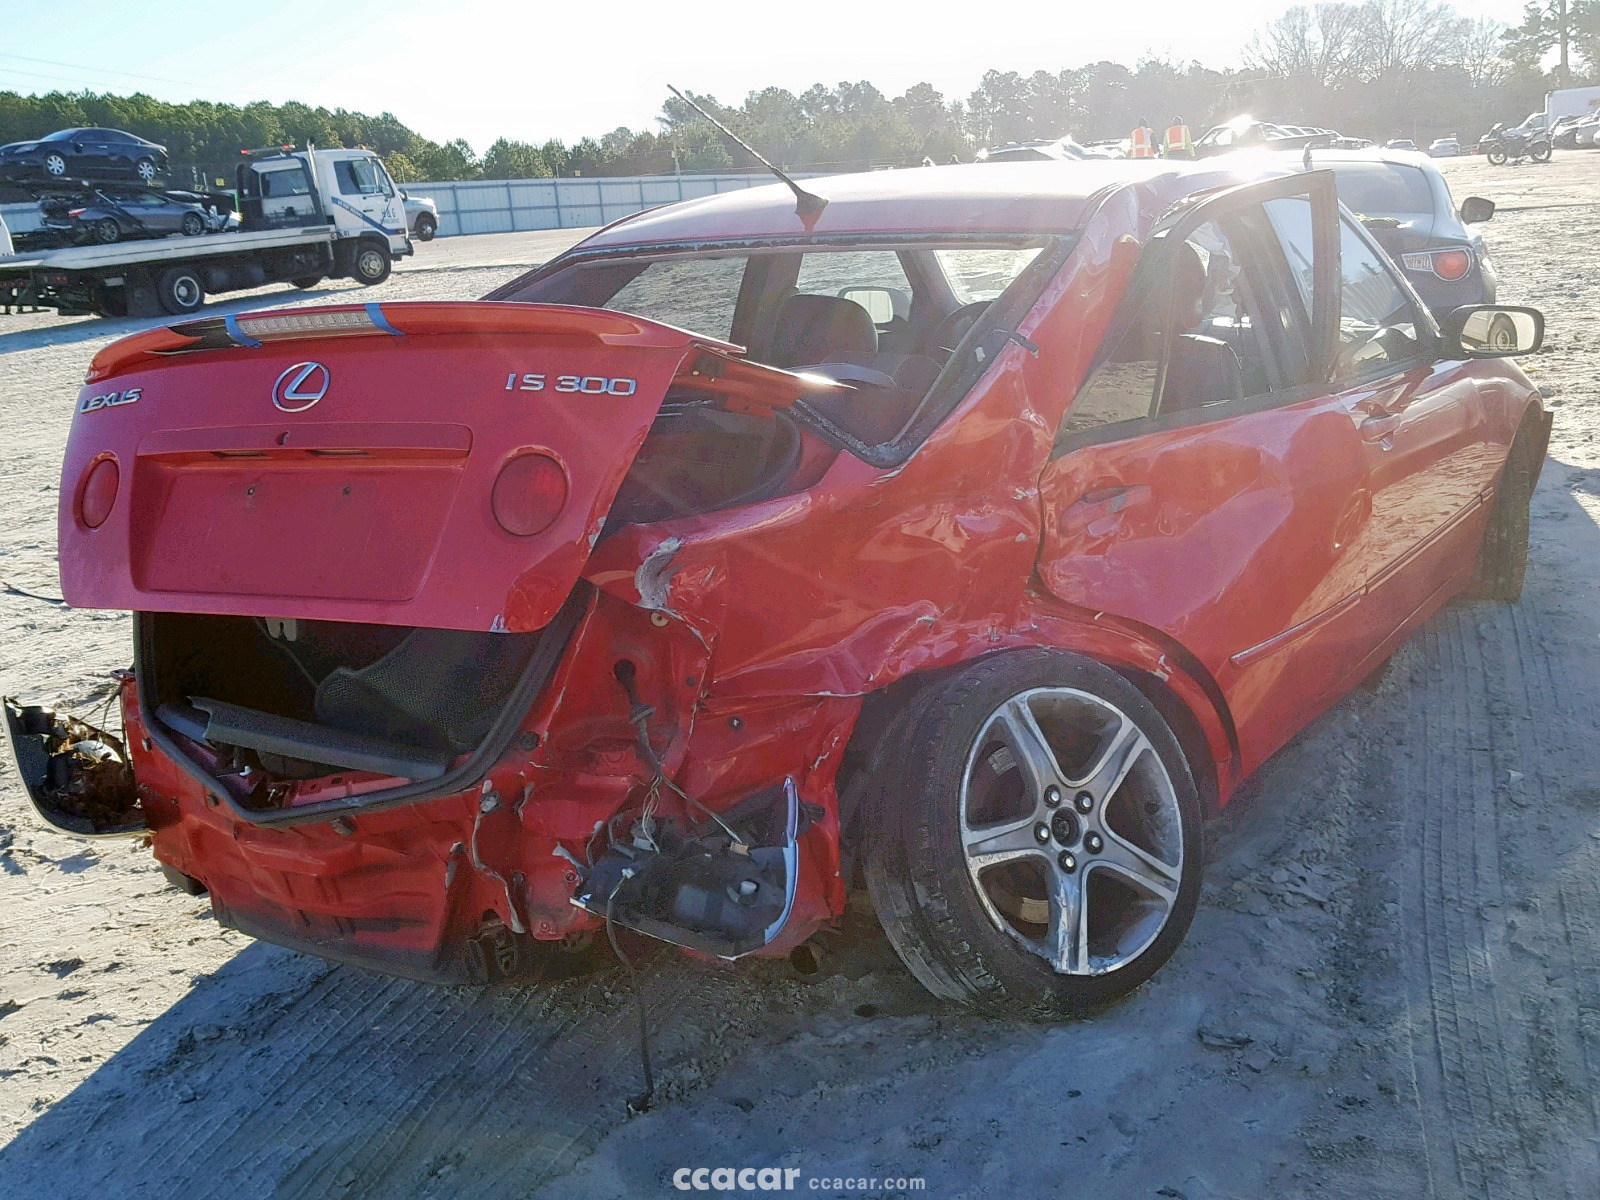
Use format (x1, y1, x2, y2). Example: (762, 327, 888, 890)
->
(1357, 0, 1471, 77)
(1461, 16, 1510, 86)
(1246, 4, 1365, 89)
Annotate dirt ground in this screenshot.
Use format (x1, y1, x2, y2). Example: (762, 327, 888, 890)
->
(2, 154, 1598, 1200)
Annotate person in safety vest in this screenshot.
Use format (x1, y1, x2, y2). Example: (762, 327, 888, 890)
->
(1130, 117, 1157, 159)
(1163, 115, 1194, 159)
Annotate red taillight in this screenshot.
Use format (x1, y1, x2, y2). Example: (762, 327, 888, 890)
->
(491, 452, 568, 537)
(78, 456, 119, 529)
(1431, 249, 1471, 280)
(67, 208, 85, 218)
(1405, 248, 1472, 281)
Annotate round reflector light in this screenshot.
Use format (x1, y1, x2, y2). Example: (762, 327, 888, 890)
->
(491, 452, 568, 537)
(1432, 249, 1471, 281)
(78, 456, 120, 529)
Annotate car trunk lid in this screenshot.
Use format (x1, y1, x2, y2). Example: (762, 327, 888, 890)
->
(59, 301, 824, 633)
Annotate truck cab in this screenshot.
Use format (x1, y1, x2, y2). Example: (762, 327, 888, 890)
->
(238, 146, 410, 260)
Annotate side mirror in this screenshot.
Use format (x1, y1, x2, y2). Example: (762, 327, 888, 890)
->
(838, 285, 910, 325)
(400, 189, 409, 199)
(1444, 304, 1543, 357)
(1460, 196, 1495, 223)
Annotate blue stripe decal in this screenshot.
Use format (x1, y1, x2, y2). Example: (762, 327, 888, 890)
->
(329, 195, 404, 236)
(365, 302, 402, 336)
(224, 313, 262, 347)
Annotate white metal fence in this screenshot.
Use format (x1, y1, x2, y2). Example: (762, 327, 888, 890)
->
(406, 173, 777, 237)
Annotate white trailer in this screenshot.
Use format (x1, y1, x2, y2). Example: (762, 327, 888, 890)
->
(0, 146, 410, 317)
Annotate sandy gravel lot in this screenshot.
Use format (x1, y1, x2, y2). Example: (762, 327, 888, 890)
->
(1, 154, 1598, 1200)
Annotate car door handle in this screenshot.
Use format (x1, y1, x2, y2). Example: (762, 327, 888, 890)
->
(1059, 484, 1152, 536)
(1360, 413, 1399, 447)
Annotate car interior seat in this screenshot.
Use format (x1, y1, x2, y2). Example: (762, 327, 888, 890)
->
(767, 293, 944, 443)
(1159, 241, 1244, 413)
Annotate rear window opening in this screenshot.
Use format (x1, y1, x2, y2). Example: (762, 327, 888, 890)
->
(492, 236, 1071, 471)
(142, 612, 543, 802)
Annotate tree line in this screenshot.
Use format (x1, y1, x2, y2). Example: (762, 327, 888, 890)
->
(0, 0, 1595, 188)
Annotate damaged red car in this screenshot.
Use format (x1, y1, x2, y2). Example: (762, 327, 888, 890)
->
(6, 160, 1550, 1015)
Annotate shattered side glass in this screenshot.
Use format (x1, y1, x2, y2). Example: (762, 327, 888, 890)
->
(934, 246, 1045, 304)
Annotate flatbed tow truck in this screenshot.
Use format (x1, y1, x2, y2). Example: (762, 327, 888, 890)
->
(0, 144, 411, 318)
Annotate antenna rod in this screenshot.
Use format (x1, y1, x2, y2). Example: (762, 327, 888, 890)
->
(667, 85, 827, 219)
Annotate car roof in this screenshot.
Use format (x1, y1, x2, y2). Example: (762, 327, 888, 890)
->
(574, 160, 1291, 252)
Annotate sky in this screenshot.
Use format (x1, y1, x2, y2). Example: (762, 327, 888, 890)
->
(0, 0, 1527, 151)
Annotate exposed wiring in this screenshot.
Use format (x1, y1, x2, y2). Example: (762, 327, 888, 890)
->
(614, 661, 744, 845)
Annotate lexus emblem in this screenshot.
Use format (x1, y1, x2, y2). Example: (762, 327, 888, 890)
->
(272, 361, 330, 413)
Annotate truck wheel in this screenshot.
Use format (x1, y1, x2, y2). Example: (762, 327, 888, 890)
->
(352, 241, 392, 285)
(93, 218, 120, 244)
(415, 213, 437, 241)
(861, 649, 1203, 1017)
(291, 276, 324, 289)
(180, 212, 205, 237)
(156, 267, 206, 315)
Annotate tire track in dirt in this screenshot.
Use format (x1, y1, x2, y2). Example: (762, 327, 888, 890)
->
(1391, 575, 1600, 1198)
(0, 949, 733, 1200)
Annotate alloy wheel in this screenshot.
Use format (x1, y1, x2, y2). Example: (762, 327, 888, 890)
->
(959, 688, 1184, 976)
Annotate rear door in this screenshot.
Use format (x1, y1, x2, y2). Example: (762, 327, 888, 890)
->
(1037, 172, 1385, 774)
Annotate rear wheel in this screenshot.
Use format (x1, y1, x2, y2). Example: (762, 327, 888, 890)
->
(156, 266, 205, 315)
(1530, 140, 1553, 163)
(134, 156, 158, 182)
(92, 218, 120, 244)
(180, 211, 204, 237)
(1472, 419, 1542, 602)
(352, 241, 391, 285)
(414, 213, 436, 241)
(862, 650, 1202, 1016)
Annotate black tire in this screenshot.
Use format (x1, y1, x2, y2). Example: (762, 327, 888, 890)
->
(290, 275, 324, 290)
(43, 152, 67, 177)
(1488, 313, 1518, 352)
(414, 213, 436, 241)
(180, 211, 204, 237)
(134, 156, 158, 183)
(92, 218, 120, 244)
(1486, 146, 1507, 166)
(156, 266, 205, 315)
(1471, 419, 1543, 602)
(1530, 140, 1553, 163)
(861, 649, 1203, 1017)
(351, 240, 391, 285)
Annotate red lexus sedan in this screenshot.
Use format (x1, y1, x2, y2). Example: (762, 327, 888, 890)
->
(6, 159, 1549, 1018)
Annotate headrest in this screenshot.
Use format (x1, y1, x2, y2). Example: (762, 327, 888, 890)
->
(768, 294, 878, 368)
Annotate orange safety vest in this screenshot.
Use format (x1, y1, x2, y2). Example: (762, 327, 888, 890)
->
(1164, 123, 1193, 156)
(1130, 126, 1156, 158)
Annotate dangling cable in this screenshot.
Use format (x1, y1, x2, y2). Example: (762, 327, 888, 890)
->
(604, 873, 654, 1115)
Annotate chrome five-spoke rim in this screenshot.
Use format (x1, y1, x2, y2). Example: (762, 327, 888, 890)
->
(960, 687, 1183, 976)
